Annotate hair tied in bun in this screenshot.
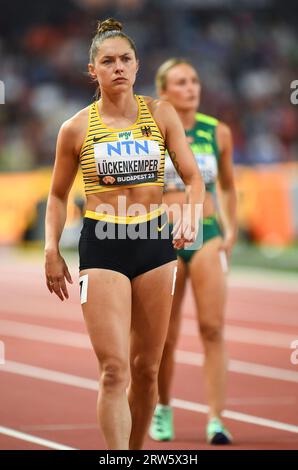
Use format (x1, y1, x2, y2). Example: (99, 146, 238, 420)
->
(97, 18, 123, 35)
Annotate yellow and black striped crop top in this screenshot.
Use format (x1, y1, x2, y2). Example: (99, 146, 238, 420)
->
(79, 95, 166, 195)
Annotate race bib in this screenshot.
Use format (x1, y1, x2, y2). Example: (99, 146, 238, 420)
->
(194, 154, 218, 185)
(94, 140, 161, 186)
(164, 153, 218, 191)
(164, 154, 184, 191)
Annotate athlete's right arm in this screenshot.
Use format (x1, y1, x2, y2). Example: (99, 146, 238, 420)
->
(45, 119, 80, 301)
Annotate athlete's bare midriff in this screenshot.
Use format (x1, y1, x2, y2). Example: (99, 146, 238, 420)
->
(163, 190, 216, 222)
(85, 185, 164, 215)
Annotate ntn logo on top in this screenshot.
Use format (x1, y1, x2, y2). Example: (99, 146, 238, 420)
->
(95, 140, 161, 158)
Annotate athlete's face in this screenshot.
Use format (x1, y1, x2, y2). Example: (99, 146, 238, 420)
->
(88, 37, 138, 94)
(160, 63, 201, 112)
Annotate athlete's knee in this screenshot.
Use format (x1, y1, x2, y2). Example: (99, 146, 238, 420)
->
(199, 321, 224, 343)
(101, 359, 129, 392)
(131, 354, 159, 387)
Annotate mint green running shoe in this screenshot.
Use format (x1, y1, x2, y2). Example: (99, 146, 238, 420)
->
(206, 417, 233, 445)
(149, 404, 174, 441)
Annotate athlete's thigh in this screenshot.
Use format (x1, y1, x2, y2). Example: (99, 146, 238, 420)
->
(79, 268, 132, 364)
(130, 260, 177, 362)
(189, 237, 227, 327)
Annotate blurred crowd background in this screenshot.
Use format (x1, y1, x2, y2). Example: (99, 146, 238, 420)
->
(0, 0, 298, 262)
(1, 0, 298, 169)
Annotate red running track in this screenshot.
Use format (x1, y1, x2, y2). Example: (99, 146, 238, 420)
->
(0, 250, 297, 450)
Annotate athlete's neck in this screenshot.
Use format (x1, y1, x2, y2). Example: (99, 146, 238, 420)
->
(98, 91, 138, 120)
(177, 109, 196, 131)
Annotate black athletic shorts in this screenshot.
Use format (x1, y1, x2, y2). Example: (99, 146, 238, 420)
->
(78, 208, 177, 280)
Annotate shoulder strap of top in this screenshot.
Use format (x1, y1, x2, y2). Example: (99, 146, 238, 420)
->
(195, 112, 218, 127)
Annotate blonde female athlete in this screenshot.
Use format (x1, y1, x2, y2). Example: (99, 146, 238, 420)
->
(149, 59, 237, 445)
(44, 22, 204, 450)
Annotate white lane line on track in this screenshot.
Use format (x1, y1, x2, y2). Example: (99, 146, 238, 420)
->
(1, 360, 98, 390)
(1, 320, 297, 383)
(171, 399, 298, 434)
(181, 319, 297, 348)
(0, 320, 91, 348)
(226, 309, 298, 328)
(1, 317, 297, 351)
(228, 270, 298, 293)
(229, 279, 298, 294)
(0, 425, 76, 450)
(1, 361, 298, 435)
(226, 396, 297, 406)
(3, 301, 298, 329)
(175, 350, 298, 383)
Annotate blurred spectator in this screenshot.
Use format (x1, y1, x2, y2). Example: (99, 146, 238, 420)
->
(0, 0, 297, 170)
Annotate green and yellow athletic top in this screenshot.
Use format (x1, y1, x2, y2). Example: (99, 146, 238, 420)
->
(79, 95, 166, 195)
(164, 112, 220, 193)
